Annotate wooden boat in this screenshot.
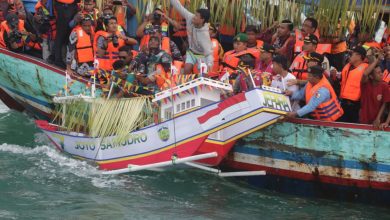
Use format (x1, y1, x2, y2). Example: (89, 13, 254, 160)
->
(0, 48, 102, 120)
(223, 119, 390, 205)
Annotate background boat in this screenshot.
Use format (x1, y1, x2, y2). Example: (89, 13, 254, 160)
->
(224, 118, 390, 205)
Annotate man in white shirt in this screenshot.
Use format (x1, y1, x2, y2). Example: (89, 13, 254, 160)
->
(271, 55, 300, 110)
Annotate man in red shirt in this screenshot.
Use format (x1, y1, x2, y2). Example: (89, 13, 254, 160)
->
(360, 55, 390, 127)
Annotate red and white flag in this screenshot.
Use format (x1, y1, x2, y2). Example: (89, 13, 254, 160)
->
(197, 93, 249, 130)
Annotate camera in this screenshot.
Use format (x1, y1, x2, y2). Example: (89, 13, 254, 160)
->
(111, 35, 119, 47)
(112, 0, 122, 5)
(8, 30, 22, 43)
(153, 12, 161, 21)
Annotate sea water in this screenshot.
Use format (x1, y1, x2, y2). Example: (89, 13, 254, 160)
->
(0, 101, 389, 220)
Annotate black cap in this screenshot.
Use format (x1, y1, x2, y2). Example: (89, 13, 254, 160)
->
(308, 65, 324, 77)
(6, 13, 18, 27)
(304, 52, 324, 63)
(352, 46, 367, 58)
(260, 43, 275, 53)
(303, 34, 319, 45)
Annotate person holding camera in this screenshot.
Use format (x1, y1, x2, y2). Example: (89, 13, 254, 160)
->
(0, 13, 34, 52)
(136, 7, 169, 49)
(105, 0, 136, 32)
(94, 15, 137, 71)
(66, 16, 94, 77)
(34, 0, 56, 62)
(69, 0, 98, 29)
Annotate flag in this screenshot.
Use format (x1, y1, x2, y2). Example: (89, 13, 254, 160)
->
(197, 93, 250, 130)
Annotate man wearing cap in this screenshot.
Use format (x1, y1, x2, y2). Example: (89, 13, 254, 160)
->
(338, 46, 369, 123)
(131, 36, 173, 91)
(66, 16, 95, 76)
(253, 43, 274, 86)
(147, 25, 183, 62)
(285, 65, 343, 121)
(169, 0, 213, 74)
(290, 34, 319, 80)
(0, 13, 34, 52)
(288, 52, 330, 86)
(223, 33, 259, 74)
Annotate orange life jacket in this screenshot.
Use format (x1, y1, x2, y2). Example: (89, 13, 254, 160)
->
(56, 0, 74, 4)
(26, 40, 42, 50)
(209, 38, 221, 77)
(223, 48, 260, 71)
(35, 1, 56, 40)
(74, 26, 94, 63)
(290, 52, 308, 80)
(331, 41, 347, 54)
(0, 19, 25, 49)
(340, 62, 369, 101)
(305, 76, 344, 121)
(155, 64, 176, 90)
(94, 30, 125, 71)
(383, 69, 390, 84)
(294, 29, 331, 55)
(139, 22, 169, 48)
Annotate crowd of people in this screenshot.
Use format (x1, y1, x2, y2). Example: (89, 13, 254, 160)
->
(0, 0, 389, 128)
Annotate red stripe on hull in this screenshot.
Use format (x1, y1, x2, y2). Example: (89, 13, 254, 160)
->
(0, 87, 25, 112)
(225, 160, 390, 190)
(99, 136, 208, 170)
(195, 140, 236, 166)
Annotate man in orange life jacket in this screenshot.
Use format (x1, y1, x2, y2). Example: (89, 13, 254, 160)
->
(131, 36, 173, 91)
(285, 65, 344, 121)
(290, 34, 319, 80)
(246, 25, 263, 49)
(69, 0, 98, 29)
(94, 15, 137, 72)
(223, 33, 259, 76)
(66, 16, 94, 76)
(136, 7, 169, 50)
(294, 17, 318, 56)
(34, 0, 56, 62)
(338, 46, 369, 123)
(147, 25, 183, 62)
(104, 0, 136, 31)
(53, 0, 78, 68)
(0, 13, 35, 52)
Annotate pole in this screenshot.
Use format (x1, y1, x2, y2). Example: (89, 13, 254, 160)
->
(102, 152, 218, 175)
(247, 68, 257, 89)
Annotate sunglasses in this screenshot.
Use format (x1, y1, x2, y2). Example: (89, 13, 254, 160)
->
(119, 56, 127, 59)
